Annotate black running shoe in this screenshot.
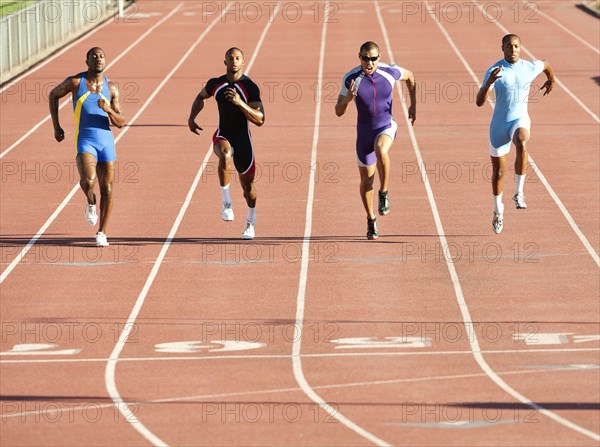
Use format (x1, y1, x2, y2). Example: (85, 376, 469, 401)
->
(367, 217, 379, 240)
(378, 190, 390, 216)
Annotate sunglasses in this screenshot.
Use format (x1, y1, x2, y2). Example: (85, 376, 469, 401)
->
(360, 55, 380, 62)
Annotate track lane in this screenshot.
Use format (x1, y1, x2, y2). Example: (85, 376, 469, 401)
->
(96, 3, 364, 445)
(0, 1, 253, 445)
(1, 0, 598, 445)
(0, 2, 187, 278)
(380, 0, 599, 441)
(427, 0, 600, 255)
(298, 1, 555, 445)
(302, 0, 600, 443)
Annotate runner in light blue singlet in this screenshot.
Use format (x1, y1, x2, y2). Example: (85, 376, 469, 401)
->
(476, 34, 554, 235)
(482, 58, 544, 157)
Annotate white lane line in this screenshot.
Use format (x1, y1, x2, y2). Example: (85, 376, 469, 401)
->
(528, 164, 599, 266)
(103, 5, 280, 446)
(2, 366, 592, 420)
(0, 186, 78, 284)
(0, 4, 185, 284)
(2, 347, 599, 364)
(380, 1, 600, 441)
(0, 4, 182, 159)
(291, 3, 390, 446)
(473, 0, 600, 124)
(520, 0, 599, 55)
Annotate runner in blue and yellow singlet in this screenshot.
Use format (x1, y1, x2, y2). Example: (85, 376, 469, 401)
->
(49, 47, 125, 247)
(477, 34, 554, 234)
(336, 41, 416, 240)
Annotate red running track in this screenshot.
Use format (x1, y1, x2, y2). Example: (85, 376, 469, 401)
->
(1, 1, 598, 446)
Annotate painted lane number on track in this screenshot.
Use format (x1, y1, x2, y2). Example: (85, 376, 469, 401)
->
(154, 340, 266, 353)
(330, 336, 432, 349)
(513, 333, 600, 345)
(0, 343, 81, 356)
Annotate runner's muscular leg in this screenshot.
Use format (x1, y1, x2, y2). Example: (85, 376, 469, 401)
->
(96, 161, 115, 233)
(76, 152, 98, 205)
(213, 140, 233, 187)
(512, 127, 530, 176)
(375, 134, 393, 193)
(239, 169, 256, 208)
(490, 154, 508, 196)
(359, 164, 377, 219)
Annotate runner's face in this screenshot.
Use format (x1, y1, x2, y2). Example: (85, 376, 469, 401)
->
(502, 37, 520, 63)
(87, 49, 106, 73)
(359, 49, 380, 76)
(225, 50, 244, 74)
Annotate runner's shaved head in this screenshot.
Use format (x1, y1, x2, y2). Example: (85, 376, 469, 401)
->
(501, 34, 520, 46)
(86, 47, 104, 60)
(359, 41, 379, 54)
(225, 47, 244, 58)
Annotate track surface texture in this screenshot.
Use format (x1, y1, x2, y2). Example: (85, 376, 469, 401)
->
(1, 1, 598, 446)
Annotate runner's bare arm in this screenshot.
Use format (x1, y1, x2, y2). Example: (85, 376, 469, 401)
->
(98, 80, 125, 128)
(476, 67, 501, 107)
(238, 101, 265, 126)
(188, 88, 211, 134)
(48, 77, 78, 142)
(223, 87, 265, 126)
(402, 69, 417, 125)
(335, 79, 356, 117)
(540, 61, 555, 96)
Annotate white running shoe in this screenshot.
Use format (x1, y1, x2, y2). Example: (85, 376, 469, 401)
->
(513, 193, 527, 209)
(222, 202, 234, 221)
(86, 203, 98, 226)
(241, 221, 255, 240)
(95, 232, 109, 247)
(492, 212, 503, 234)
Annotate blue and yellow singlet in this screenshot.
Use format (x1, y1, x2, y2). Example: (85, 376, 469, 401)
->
(72, 72, 116, 162)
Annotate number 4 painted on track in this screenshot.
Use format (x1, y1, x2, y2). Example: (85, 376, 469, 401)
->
(330, 336, 431, 349)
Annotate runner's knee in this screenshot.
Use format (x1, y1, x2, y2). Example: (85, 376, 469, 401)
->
(513, 130, 529, 151)
(220, 145, 233, 158)
(375, 141, 390, 157)
(494, 166, 505, 180)
(515, 139, 528, 152)
(361, 174, 374, 189)
(81, 175, 97, 190)
(375, 148, 389, 160)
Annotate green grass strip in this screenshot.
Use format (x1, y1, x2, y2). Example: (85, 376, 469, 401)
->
(0, 1, 35, 18)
